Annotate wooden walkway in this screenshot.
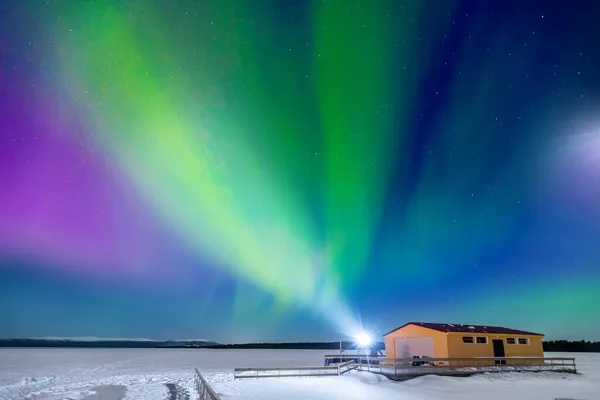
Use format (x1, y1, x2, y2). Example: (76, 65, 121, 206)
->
(194, 368, 222, 400)
(225, 356, 576, 385)
(233, 360, 357, 380)
(323, 355, 577, 380)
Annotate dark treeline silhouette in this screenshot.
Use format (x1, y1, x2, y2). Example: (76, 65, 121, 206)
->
(0, 339, 385, 350)
(1, 339, 598, 352)
(543, 340, 600, 352)
(0, 339, 219, 348)
(208, 341, 386, 351)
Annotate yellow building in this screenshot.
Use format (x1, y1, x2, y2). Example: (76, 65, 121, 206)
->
(384, 322, 544, 360)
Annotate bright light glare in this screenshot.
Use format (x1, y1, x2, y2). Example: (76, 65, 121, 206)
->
(355, 332, 372, 347)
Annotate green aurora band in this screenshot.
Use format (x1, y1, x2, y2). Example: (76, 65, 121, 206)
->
(55, 1, 410, 334)
(316, 1, 403, 285)
(41, 0, 600, 337)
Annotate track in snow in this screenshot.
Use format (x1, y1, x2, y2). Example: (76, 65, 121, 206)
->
(165, 383, 190, 400)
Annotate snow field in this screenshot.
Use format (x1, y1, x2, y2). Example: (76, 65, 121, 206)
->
(0, 348, 598, 400)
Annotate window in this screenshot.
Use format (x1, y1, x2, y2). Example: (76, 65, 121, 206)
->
(462, 336, 474, 344)
(476, 337, 488, 344)
(518, 338, 529, 345)
(506, 338, 516, 344)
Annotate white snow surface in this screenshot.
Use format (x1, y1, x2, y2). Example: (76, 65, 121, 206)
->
(0, 348, 597, 400)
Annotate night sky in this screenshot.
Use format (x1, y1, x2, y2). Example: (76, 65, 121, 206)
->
(1, 1, 599, 343)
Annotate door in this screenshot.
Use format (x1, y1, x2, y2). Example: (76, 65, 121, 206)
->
(492, 339, 506, 364)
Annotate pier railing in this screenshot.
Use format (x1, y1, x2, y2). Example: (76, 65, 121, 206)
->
(194, 368, 222, 400)
(234, 360, 357, 380)
(323, 355, 577, 376)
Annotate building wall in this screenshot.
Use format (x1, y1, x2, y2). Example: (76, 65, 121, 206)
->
(384, 324, 545, 361)
(384, 325, 449, 359)
(446, 332, 544, 358)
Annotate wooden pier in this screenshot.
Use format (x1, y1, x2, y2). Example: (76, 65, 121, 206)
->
(194, 368, 222, 400)
(228, 356, 576, 383)
(323, 355, 577, 380)
(233, 360, 357, 380)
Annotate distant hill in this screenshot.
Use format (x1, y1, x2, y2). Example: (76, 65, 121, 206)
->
(34, 336, 156, 342)
(0, 338, 221, 348)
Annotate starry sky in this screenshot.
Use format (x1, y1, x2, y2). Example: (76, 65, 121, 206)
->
(1, 0, 599, 343)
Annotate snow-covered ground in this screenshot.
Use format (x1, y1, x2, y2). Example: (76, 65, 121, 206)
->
(0, 348, 597, 400)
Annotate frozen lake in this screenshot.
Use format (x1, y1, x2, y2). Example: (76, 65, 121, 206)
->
(0, 348, 598, 399)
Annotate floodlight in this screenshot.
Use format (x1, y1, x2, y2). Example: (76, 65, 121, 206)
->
(355, 332, 372, 347)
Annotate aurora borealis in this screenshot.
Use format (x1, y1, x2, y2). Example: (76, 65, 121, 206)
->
(1, 1, 599, 342)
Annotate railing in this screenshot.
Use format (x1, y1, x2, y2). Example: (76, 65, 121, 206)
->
(194, 368, 222, 400)
(323, 354, 368, 366)
(234, 360, 357, 380)
(324, 356, 577, 376)
(338, 360, 360, 374)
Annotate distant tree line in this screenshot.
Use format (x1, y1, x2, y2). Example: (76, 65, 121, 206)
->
(214, 340, 600, 353)
(0, 339, 219, 348)
(208, 341, 386, 351)
(543, 340, 600, 352)
(1, 339, 598, 352)
(212, 341, 600, 352)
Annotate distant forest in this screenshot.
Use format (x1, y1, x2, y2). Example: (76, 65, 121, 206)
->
(1, 339, 599, 352)
(543, 340, 600, 353)
(209, 341, 385, 351)
(0, 339, 220, 348)
(212, 341, 600, 353)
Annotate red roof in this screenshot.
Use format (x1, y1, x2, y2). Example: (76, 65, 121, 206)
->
(383, 322, 544, 337)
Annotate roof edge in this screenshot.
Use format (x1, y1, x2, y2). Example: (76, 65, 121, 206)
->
(383, 322, 446, 337)
(444, 331, 545, 336)
(382, 322, 545, 337)
(382, 322, 411, 337)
